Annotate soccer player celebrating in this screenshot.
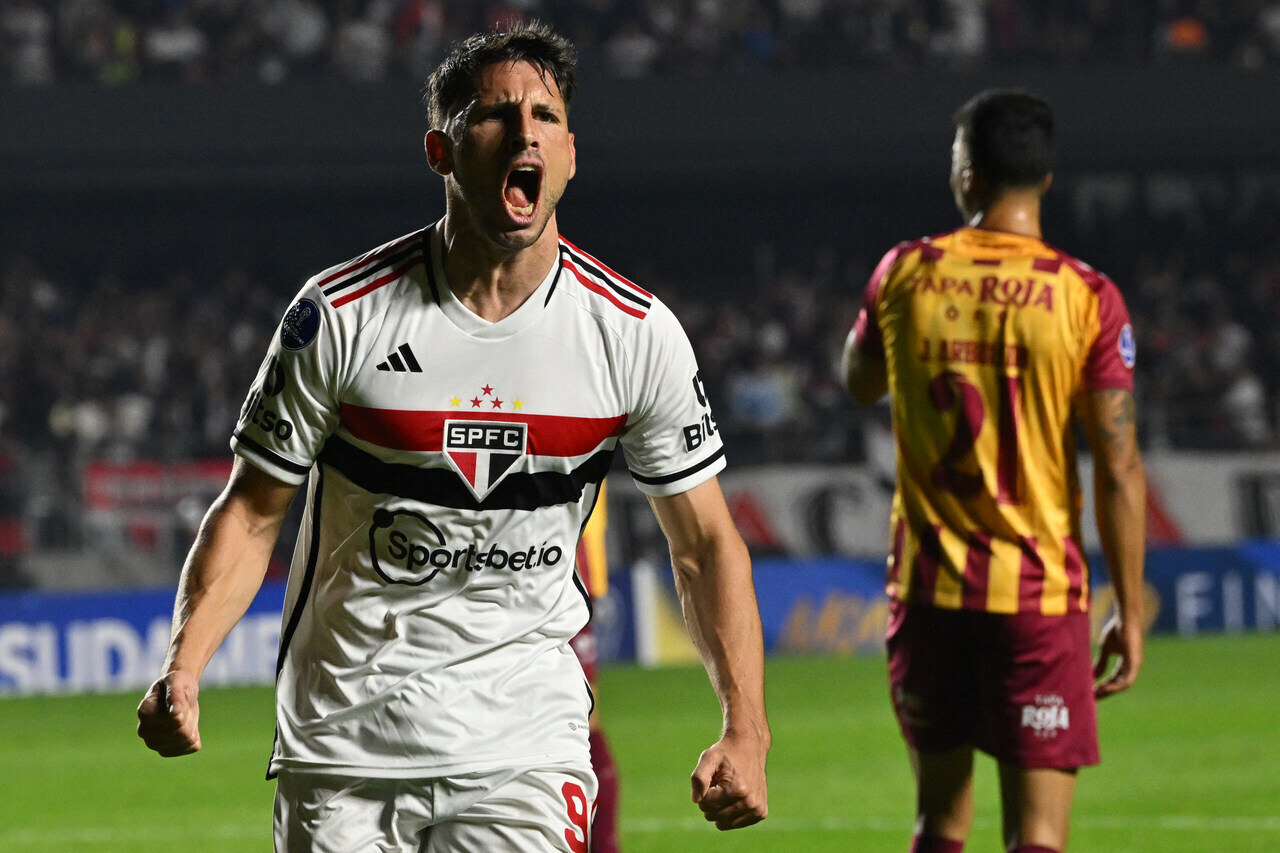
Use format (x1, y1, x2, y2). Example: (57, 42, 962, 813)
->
(137, 22, 769, 850)
(842, 89, 1146, 853)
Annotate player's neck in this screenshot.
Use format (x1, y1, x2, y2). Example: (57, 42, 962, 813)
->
(440, 214, 561, 323)
(968, 192, 1043, 240)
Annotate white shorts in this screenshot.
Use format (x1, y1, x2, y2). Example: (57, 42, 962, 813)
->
(273, 763, 597, 853)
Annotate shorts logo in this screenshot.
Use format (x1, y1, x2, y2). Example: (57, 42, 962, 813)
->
(1021, 693, 1070, 739)
(281, 299, 320, 351)
(443, 420, 527, 500)
(1118, 323, 1136, 369)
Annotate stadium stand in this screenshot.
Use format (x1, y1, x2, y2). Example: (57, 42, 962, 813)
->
(6, 1, 1280, 87)
(1, 169, 1277, 576)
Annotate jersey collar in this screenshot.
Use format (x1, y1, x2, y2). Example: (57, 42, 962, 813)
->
(425, 221, 561, 340)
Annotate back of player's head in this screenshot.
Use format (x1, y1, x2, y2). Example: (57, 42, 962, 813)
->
(953, 89, 1054, 190)
(423, 20, 577, 132)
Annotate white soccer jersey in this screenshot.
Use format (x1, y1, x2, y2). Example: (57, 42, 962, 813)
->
(232, 222, 725, 778)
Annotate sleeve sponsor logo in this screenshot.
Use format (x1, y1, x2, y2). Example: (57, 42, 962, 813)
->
(1118, 323, 1136, 369)
(691, 372, 708, 407)
(239, 388, 295, 442)
(280, 298, 320, 351)
(682, 371, 718, 451)
(683, 413, 719, 451)
(238, 356, 294, 442)
(263, 355, 286, 396)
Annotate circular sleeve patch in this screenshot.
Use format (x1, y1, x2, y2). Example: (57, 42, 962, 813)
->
(1118, 323, 1136, 369)
(281, 299, 320, 351)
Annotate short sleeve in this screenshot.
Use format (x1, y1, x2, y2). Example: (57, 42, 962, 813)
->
(230, 283, 344, 484)
(852, 243, 908, 360)
(619, 301, 726, 497)
(1083, 276, 1136, 392)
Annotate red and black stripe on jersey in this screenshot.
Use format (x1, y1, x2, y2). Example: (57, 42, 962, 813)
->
(318, 435, 615, 512)
(559, 238, 652, 319)
(318, 229, 427, 309)
(320, 404, 624, 511)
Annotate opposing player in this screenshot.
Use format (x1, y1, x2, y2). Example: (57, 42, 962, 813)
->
(569, 480, 622, 852)
(842, 89, 1146, 853)
(137, 22, 769, 851)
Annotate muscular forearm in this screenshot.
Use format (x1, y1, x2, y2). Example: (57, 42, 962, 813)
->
(672, 540, 770, 745)
(1094, 459, 1146, 625)
(164, 491, 283, 679)
(139, 463, 294, 757)
(649, 481, 769, 826)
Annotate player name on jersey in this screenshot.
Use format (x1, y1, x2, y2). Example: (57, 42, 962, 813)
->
(917, 338, 1030, 368)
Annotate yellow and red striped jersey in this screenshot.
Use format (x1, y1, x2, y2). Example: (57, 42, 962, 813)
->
(853, 227, 1136, 615)
(576, 480, 608, 598)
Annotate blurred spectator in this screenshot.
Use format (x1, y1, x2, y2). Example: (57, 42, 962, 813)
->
(1223, 356, 1273, 448)
(2, 0, 55, 85)
(0, 435, 31, 588)
(143, 6, 209, 81)
(392, 0, 448, 78)
(1154, 0, 1210, 59)
(929, 0, 988, 67)
(332, 7, 393, 81)
(265, 0, 331, 79)
(602, 17, 662, 78)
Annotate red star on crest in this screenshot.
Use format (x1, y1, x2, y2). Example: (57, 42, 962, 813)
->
(491, 398, 504, 409)
(470, 397, 482, 408)
(481, 384, 494, 396)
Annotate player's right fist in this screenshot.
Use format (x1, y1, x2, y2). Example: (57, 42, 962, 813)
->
(137, 671, 202, 757)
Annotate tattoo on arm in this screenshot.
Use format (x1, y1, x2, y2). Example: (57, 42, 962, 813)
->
(1097, 389, 1136, 448)
(1086, 390, 1142, 484)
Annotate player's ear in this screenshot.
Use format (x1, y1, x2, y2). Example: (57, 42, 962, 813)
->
(426, 130, 453, 176)
(1040, 173, 1054, 195)
(567, 131, 576, 181)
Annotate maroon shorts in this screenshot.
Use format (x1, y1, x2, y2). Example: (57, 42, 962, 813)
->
(886, 599, 1099, 769)
(570, 620, 598, 684)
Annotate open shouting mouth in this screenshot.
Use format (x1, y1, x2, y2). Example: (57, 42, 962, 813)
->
(503, 163, 542, 221)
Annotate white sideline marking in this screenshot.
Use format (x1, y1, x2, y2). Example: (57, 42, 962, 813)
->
(4, 814, 1278, 845)
(0, 824, 262, 845)
(626, 814, 1280, 833)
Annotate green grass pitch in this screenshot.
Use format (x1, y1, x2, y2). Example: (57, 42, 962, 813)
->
(1, 633, 1277, 851)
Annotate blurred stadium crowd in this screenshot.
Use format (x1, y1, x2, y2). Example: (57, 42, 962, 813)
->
(0, 175, 1277, 583)
(6, 0, 1280, 86)
(2, 175, 1276, 479)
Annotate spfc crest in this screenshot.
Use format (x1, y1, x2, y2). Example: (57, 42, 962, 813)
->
(443, 420, 527, 500)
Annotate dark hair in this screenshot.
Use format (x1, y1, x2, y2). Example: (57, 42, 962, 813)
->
(953, 89, 1054, 190)
(423, 20, 577, 131)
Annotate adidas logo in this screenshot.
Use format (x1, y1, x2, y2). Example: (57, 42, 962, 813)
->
(375, 343, 422, 373)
